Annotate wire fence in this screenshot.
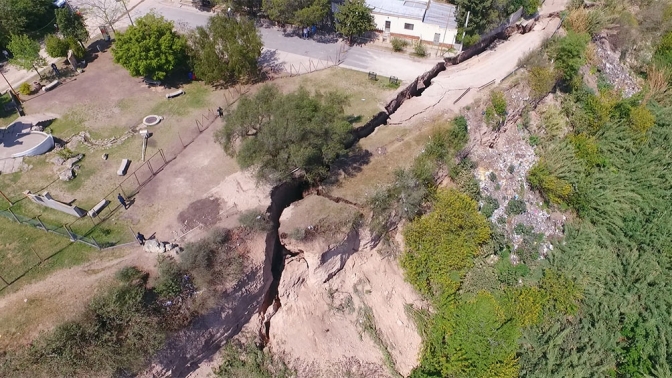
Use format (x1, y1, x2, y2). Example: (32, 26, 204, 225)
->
(0, 108, 221, 292)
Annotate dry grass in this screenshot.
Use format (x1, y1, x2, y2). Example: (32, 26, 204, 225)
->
(645, 65, 670, 102)
(329, 117, 452, 203)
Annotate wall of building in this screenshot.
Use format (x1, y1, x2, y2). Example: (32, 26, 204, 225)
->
(373, 13, 457, 44)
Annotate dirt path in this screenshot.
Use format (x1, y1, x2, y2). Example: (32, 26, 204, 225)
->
(0, 246, 155, 350)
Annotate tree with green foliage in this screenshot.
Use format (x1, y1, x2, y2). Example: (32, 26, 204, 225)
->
(55, 8, 89, 49)
(188, 15, 262, 86)
(402, 189, 490, 299)
(335, 0, 375, 44)
(216, 84, 353, 183)
(7, 34, 45, 78)
(262, 0, 328, 25)
(0, 0, 56, 48)
(45, 34, 71, 58)
(112, 13, 187, 80)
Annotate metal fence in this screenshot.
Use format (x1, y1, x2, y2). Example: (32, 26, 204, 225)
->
(0, 108, 221, 292)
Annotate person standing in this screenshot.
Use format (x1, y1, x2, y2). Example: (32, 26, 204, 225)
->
(311, 25, 316, 37)
(117, 193, 128, 209)
(217, 106, 223, 118)
(136, 232, 146, 245)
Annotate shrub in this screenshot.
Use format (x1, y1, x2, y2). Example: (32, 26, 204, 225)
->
(527, 161, 573, 205)
(490, 91, 507, 116)
(116, 266, 148, 283)
(413, 41, 427, 57)
(495, 250, 530, 286)
(529, 66, 556, 99)
(507, 164, 516, 174)
(18, 82, 31, 95)
(56, 147, 77, 159)
(553, 32, 590, 82)
(391, 37, 409, 52)
(179, 228, 244, 290)
(505, 198, 527, 215)
(480, 195, 499, 218)
(154, 256, 183, 298)
(238, 209, 272, 231)
(289, 227, 307, 240)
(215, 339, 294, 377)
(629, 105, 655, 137)
(529, 135, 540, 146)
(45, 34, 70, 58)
(488, 172, 497, 182)
(402, 189, 490, 299)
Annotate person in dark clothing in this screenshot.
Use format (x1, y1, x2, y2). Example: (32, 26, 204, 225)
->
(136, 232, 146, 245)
(311, 25, 316, 37)
(217, 106, 223, 118)
(117, 193, 127, 209)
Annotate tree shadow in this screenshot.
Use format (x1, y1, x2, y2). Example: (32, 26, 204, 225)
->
(146, 266, 267, 378)
(258, 49, 285, 75)
(327, 145, 373, 183)
(346, 115, 363, 124)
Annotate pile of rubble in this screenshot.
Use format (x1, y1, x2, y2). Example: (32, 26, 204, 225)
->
(143, 239, 181, 254)
(465, 83, 565, 260)
(594, 36, 640, 97)
(66, 130, 134, 150)
(49, 153, 83, 181)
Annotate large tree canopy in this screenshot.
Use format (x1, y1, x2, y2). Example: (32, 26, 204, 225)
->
(216, 84, 353, 183)
(112, 14, 187, 80)
(55, 8, 90, 49)
(0, 0, 55, 48)
(188, 15, 262, 86)
(262, 0, 328, 26)
(335, 0, 375, 43)
(8, 34, 46, 78)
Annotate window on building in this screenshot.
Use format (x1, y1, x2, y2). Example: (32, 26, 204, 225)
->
(404, 23, 414, 30)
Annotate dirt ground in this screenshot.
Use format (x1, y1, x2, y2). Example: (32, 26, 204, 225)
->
(0, 245, 155, 351)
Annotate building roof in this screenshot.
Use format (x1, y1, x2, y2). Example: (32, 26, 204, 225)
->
(365, 0, 427, 20)
(423, 1, 457, 28)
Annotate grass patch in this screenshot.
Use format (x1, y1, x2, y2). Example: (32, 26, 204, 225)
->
(151, 82, 212, 117)
(0, 217, 84, 284)
(47, 105, 88, 137)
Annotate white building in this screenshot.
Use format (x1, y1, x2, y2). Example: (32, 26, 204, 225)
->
(366, 0, 458, 46)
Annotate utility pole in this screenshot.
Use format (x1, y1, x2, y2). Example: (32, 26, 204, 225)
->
(0, 70, 17, 97)
(117, 0, 134, 27)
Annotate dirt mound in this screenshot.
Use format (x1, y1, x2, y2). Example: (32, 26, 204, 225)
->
(177, 197, 222, 230)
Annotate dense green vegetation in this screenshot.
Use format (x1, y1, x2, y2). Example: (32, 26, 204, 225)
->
(188, 15, 262, 86)
(216, 84, 353, 184)
(0, 229, 247, 377)
(0, 0, 56, 48)
(112, 14, 188, 80)
(400, 2, 672, 376)
(335, 0, 376, 43)
(455, 0, 540, 46)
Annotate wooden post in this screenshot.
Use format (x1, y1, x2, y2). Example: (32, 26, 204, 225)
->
(0, 190, 12, 206)
(147, 160, 155, 175)
(7, 207, 20, 223)
(31, 247, 43, 263)
(134, 172, 140, 187)
(36, 216, 47, 232)
(178, 132, 185, 148)
(159, 149, 167, 164)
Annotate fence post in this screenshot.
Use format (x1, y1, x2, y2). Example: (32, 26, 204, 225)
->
(36, 216, 48, 232)
(31, 247, 43, 263)
(159, 149, 167, 165)
(64, 225, 76, 241)
(7, 207, 20, 223)
(178, 132, 185, 148)
(134, 172, 141, 187)
(0, 190, 12, 206)
(90, 236, 101, 250)
(147, 160, 155, 175)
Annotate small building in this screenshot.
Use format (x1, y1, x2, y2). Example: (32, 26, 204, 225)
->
(366, 0, 458, 46)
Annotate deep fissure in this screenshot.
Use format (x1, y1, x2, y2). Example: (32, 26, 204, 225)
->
(256, 32, 517, 346)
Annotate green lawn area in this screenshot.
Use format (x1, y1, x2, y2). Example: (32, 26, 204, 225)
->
(0, 216, 87, 285)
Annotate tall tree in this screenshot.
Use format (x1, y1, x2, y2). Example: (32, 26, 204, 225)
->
(112, 13, 187, 80)
(56, 8, 90, 50)
(216, 84, 353, 183)
(0, 0, 56, 47)
(262, 0, 327, 26)
(188, 15, 262, 86)
(335, 0, 375, 44)
(80, 0, 124, 34)
(8, 34, 46, 78)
